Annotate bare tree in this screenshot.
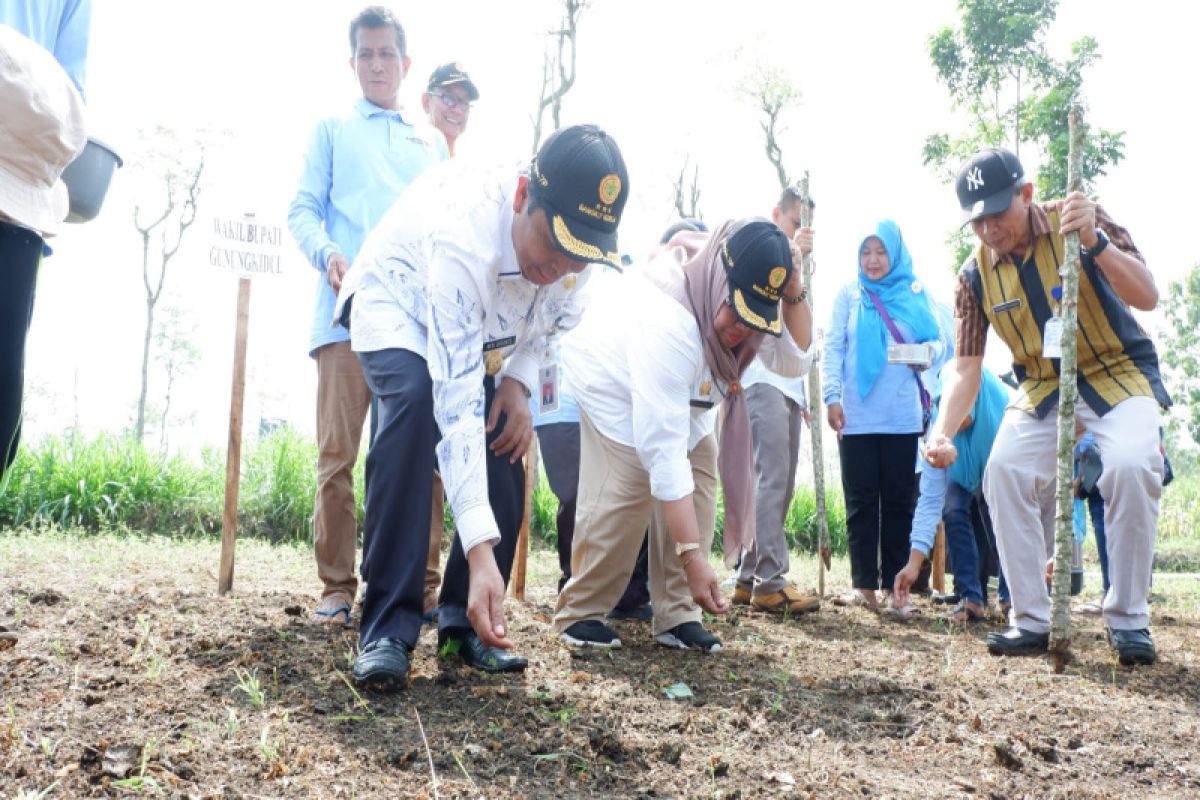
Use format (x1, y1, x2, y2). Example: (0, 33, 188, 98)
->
(151, 305, 201, 452)
(671, 155, 702, 220)
(131, 127, 205, 443)
(530, 0, 588, 155)
(738, 64, 803, 189)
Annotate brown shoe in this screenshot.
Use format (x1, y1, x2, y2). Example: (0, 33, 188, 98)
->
(752, 585, 820, 614)
(731, 585, 752, 606)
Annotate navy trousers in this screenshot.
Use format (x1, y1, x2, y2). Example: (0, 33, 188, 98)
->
(356, 348, 525, 647)
(1, 222, 43, 476)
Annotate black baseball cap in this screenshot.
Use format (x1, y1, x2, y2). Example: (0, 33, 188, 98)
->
(528, 124, 629, 270)
(427, 62, 479, 101)
(956, 147, 1025, 223)
(720, 219, 793, 337)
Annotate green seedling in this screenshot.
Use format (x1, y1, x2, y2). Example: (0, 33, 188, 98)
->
(233, 668, 266, 710)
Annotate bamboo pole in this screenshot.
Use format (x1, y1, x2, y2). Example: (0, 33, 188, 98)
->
(798, 173, 831, 596)
(511, 432, 537, 600)
(1049, 105, 1085, 670)
(931, 520, 946, 594)
(218, 277, 251, 595)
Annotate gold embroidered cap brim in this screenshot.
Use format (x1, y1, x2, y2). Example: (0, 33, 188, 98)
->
(732, 287, 781, 336)
(549, 212, 621, 270)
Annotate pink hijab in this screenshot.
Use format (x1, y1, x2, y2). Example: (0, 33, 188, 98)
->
(653, 220, 763, 566)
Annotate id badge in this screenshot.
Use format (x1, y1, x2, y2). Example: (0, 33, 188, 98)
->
(1043, 317, 1063, 359)
(539, 364, 559, 413)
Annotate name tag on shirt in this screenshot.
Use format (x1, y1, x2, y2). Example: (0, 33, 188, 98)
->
(1043, 317, 1063, 359)
(483, 336, 516, 352)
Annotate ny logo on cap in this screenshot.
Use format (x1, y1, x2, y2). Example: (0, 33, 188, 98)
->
(966, 166, 985, 192)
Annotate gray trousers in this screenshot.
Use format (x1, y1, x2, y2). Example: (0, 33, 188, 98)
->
(983, 396, 1162, 633)
(737, 383, 803, 595)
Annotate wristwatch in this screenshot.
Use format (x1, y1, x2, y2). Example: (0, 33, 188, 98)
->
(675, 541, 700, 558)
(1082, 229, 1109, 260)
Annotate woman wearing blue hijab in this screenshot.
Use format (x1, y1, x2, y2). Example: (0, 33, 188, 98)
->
(822, 220, 944, 609)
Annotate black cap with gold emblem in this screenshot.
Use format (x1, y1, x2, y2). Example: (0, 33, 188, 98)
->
(427, 62, 479, 101)
(528, 124, 629, 270)
(720, 219, 793, 337)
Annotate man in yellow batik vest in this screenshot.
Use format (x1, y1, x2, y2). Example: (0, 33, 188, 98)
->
(925, 148, 1170, 667)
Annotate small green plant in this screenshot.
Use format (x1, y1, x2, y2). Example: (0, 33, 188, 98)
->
(258, 722, 286, 772)
(224, 708, 240, 737)
(13, 782, 60, 800)
(144, 653, 165, 680)
(233, 668, 266, 710)
(111, 739, 160, 795)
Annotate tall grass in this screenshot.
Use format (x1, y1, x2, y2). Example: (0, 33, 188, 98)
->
(0, 430, 364, 542)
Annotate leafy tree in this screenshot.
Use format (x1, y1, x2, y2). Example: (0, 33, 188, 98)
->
(737, 63, 802, 189)
(925, 0, 1125, 271)
(1161, 263, 1200, 452)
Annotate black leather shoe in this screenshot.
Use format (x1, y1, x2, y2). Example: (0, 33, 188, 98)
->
(986, 626, 1049, 656)
(1108, 627, 1156, 666)
(440, 629, 528, 673)
(353, 638, 410, 689)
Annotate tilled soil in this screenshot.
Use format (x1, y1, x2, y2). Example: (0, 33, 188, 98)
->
(2, 534, 1199, 799)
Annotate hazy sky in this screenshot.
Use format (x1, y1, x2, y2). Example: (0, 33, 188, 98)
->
(25, 0, 1200, 451)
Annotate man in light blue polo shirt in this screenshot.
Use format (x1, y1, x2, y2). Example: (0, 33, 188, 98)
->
(0, 0, 89, 94)
(288, 5, 447, 626)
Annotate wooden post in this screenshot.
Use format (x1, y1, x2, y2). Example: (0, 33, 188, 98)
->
(931, 520, 946, 594)
(218, 277, 251, 595)
(512, 432, 537, 600)
(1049, 106, 1085, 670)
(798, 174, 831, 595)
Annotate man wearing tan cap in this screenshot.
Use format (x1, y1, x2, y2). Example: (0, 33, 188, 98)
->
(0, 23, 86, 478)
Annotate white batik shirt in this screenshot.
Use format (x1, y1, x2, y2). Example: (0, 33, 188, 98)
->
(335, 161, 591, 553)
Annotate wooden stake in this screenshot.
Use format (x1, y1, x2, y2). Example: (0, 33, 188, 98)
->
(511, 432, 537, 600)
(798, 174, 831, 595)
(218, 277, 251, 595)
(1050, 106, 1085, 670)
(931, 520, 946, 594)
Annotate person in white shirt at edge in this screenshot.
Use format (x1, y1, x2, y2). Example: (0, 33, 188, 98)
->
(334, 124, 629, 688)
(731, 186, 821, 615)
(552, 218, 815, 652)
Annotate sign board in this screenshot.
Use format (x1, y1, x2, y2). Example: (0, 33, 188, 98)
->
(209, 212, 284, 278)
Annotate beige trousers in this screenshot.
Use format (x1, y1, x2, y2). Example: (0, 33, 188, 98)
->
(313, 342, 372, 602)
(553, 409, 718, 637)
(983, 396, 1162, 633)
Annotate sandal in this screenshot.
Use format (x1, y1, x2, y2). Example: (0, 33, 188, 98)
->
(944, 601, 986, 624)
(311, 596, 352, 626)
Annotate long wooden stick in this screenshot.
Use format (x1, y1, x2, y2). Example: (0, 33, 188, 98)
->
(798, 173, 831, 596)
(218, 277, 251, 595)
(1049, 106, 1085, 670)
(931, 521, 946, 594)
(512, 432, 537, 600)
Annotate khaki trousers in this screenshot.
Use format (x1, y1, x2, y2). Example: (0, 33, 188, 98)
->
(553, 409, 718, 637)
(313, 342, 372, 602)
(983, 396, 1162, 633)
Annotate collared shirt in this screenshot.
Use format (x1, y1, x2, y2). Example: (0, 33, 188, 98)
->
(288, 98, 447, 356)
(0, 0, 90, 94)
(336, 161, 590, 553)
(954, 201, 1168, 417)
(822, 281, 946, 435)
(740, 354, 810, 408)
(564, 249, 811, 503)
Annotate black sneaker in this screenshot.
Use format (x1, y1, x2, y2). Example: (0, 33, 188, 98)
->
(1107, 627, 1156, 666)
(607, 603, 653, 622)
(654, 621, 722, 652)
(352, 638, 410, 690)
(560, 620, 622, 649)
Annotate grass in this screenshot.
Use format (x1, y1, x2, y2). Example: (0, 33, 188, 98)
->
(1, 432, 1196, 566)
